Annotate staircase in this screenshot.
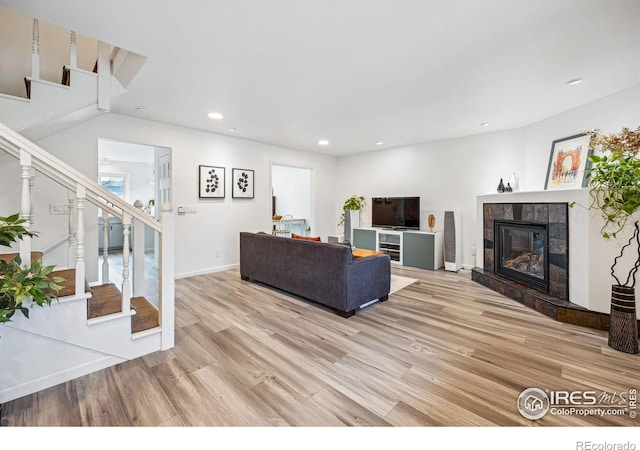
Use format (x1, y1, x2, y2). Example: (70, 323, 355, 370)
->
(0, 13, 146, 141)
(0, 13, 171, 404)
(0, 121, 175, 403)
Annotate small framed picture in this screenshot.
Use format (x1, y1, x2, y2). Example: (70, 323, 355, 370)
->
(232, 168, 254, 198)
(544, 132, 593, 190)
(199, 165, 225, 198)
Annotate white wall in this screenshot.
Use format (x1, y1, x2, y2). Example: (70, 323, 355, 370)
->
(336, 84, 640, 269)
(35, 113, 338, 279)
(336, 129, 524, 268)
(521, 85, 640, 191)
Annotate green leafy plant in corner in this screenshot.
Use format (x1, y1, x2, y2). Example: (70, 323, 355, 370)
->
(338, 195, 366, 226)
(0, 214, 63, 324)
(570, 126, 640, 287)
(574, 126, 640, 239)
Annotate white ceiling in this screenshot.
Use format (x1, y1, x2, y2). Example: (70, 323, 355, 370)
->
(2, 0, 640, 156)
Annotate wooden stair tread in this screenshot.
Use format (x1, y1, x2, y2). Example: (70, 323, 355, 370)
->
(131, 296, 159, 333)
(0, 251, 43, 263)
(88, 284, 122, 319)
(49, 268, 91, 298)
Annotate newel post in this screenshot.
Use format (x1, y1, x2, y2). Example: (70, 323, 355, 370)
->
(159, 202, 175, 350)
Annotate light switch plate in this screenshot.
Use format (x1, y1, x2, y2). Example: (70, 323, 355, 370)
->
(50, 204, 69, 215)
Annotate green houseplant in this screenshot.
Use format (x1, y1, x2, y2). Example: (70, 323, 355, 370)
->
(338, 195, 366, 245)
(0, 214, 63, 324)
(338, 195, 366, 226)
(578, 126, 640, 353)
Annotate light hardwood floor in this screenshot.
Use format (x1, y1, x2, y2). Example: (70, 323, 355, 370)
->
(2, 265, 639, 426)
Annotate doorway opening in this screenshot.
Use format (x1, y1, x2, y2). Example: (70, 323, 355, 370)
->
(98, 139, 171, 217)
(271, 164, 312, 237)
(97, 139, 171, 301)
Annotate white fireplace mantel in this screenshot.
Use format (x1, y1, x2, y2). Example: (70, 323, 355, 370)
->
(476, 188, 640, 319)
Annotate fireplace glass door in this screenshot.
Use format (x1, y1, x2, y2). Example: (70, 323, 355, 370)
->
(495, 221, 548, 292)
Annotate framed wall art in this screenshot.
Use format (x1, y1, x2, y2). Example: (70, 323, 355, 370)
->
(544, 132, 592, 190)
(232, 168, 254, 198)
(199, 165, 225, 198)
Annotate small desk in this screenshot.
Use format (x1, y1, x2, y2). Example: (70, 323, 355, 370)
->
(272, 218, 306, 237)
(352, 248, 383, 258)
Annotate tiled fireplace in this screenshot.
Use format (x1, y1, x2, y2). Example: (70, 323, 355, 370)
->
(470, 201, 597, 327)
(495, 220, 549, 293)
(481, 202, 568, 301)
(472, 191, 640, 332)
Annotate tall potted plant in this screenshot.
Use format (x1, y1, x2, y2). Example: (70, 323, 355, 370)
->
(338, 195, 366, 243)
(0, 214, 63, 325)
(579, 126, 640, 353)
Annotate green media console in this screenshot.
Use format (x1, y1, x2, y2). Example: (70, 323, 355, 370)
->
(352, 228, 443, 270)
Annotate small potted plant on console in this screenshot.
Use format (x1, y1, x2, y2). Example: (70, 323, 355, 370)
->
(338, 195, 366, 243)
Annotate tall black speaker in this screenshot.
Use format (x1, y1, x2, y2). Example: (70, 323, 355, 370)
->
(444, 211, 461, 271)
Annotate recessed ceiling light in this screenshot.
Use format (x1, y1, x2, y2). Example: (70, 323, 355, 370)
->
(207, 112, 224, 120)
(318, 139, 329, 146)
(481, 122, 490, 127)
(375, 141, 384, 146)
(228, 128, 237, 132)
(566, 78, 583, 86)
(136, 106, 148, 114)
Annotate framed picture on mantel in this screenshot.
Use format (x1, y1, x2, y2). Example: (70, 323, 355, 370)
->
(544, 132, 593, 190)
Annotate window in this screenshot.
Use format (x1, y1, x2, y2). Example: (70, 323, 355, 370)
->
(99, 175, 126, 198)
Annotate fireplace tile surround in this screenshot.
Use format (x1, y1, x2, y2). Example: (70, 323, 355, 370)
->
(472, 190, 640, 333)
(472, 200, 604, 329)
(482, 202, 568, 300)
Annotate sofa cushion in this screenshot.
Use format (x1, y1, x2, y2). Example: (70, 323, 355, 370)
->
(291, 233, 321, 242)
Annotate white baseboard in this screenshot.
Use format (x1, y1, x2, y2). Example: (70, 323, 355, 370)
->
(175, 263, 239, 279)
(0, 355, 124, 404)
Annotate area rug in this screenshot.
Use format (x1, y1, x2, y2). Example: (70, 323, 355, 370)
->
(389, 274, 418, 294)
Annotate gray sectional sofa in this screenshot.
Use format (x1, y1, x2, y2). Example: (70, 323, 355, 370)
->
(239, 232, 391, 317)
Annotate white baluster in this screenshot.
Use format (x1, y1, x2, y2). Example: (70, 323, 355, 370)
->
(69, 31, 77, 69)
(75, 185, 86, 296)
(121, 213, 131, 313)
(32, 19, 40, 79)
(67, 192, 76, 268)
(101, 209, 109, 284)
(19, 150, 32, 266)
(159, 202, 174, 349)
(133, 201, 146, 297)
(29, 167, 35, 226)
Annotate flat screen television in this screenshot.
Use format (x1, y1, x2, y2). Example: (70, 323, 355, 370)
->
(371, 197, 420, 230)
